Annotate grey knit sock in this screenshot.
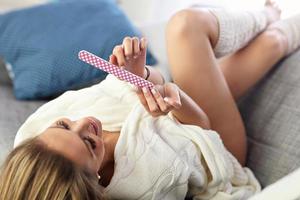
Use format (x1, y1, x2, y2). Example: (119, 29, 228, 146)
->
(269, 14, 300, 55)
(210, 9, 268, 58)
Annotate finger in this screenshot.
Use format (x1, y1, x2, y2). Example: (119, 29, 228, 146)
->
(112, 45, 126, 67)
(142, 87, 160, 113)
(140, 37, 147, 50)
(109, 54, 119, 66)
(140, 37, 147, 57)
(150, 88, 169, 113)
(164, 97, 181, 109)
(132, 37, 140, 58)
(136, 87, 150, 111)
(165, 94, 182, 109)
(122, 37, 133, 59)
(109, 55, 113, 63)
(166, 84, 182, 107)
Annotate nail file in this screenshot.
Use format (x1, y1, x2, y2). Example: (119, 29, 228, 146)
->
(78, 50, 154, 89)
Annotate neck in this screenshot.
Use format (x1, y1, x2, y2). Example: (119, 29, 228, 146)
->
(98, 130, 119, 184)
(101, 130, 119, 167)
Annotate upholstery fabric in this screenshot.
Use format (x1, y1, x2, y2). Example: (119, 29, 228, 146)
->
(238, 50, 300, 187)
(0, 84, 45, 163)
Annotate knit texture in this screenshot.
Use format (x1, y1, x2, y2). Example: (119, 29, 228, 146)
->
(270, 14, 300, 55)
(210, 9, 268, 58)
(15, 75, 261, 199)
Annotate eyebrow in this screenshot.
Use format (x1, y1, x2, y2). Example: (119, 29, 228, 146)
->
(48, 126, 94, 157)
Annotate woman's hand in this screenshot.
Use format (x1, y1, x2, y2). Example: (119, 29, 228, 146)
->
(136, 83, 182, 117)
(109, 37, 147, 78)
(109, 36, 180, 118)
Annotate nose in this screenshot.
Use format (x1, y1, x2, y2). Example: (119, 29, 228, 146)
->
(72, 118, 95, 137)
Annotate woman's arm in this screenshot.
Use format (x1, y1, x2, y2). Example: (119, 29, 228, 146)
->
(143, 65, 165, 86)
(141, 64, 211, 128)
(144, 82, 211, 129)
(110, 37, 210, 129)
(172, 88, 211, 129)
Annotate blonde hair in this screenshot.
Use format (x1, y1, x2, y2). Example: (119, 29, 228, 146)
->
(0, 137, 105, 200)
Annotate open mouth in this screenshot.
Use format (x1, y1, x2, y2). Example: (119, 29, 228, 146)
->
(87, 117, 99, 136)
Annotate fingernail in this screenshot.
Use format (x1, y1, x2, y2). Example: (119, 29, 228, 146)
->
(164, 97, 168, 102)
(151, 88, 156, 95)
(142, 87, 148, 93)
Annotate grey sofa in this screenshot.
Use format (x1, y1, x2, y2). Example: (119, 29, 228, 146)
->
(0, 50, 300, 189)
(0, 60, 45, 163)
(238, 50, 300, 188)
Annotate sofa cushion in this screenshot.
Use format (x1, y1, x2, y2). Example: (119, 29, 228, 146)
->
(0, 84, 45, 163)
(238, 50, 300, 188)
(0, 0, 157, 100)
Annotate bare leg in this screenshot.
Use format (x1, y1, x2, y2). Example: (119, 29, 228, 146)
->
(166, 1, 281, 165)
(166, 9, 248, 165)
(219, 28, 288, 100)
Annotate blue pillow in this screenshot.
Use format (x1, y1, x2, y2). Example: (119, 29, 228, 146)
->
(0, 0, 157, 100)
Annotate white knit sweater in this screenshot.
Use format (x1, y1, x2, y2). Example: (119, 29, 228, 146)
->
(15, 75, 260, 199)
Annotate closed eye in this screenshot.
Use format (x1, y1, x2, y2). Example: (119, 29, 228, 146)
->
(56, 120, 70, 130)
(84, 136, 96, 149)
(83, 137, 97, 158)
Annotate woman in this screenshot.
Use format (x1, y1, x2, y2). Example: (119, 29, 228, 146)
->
(1, 0, 300, 199)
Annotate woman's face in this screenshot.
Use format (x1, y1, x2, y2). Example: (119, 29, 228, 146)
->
(38, 117, 105, 175)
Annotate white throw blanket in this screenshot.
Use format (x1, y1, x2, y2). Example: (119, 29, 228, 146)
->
(15, 75, 261, 199)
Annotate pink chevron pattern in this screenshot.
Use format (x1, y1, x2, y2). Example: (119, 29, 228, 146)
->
(78, 50, 154, 89)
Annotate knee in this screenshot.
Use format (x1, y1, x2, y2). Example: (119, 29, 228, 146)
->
(166, 8, 218, 42)
(258, 29, 287, 56)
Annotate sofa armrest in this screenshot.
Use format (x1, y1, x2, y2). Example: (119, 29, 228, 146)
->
(249, 168, 300, 200)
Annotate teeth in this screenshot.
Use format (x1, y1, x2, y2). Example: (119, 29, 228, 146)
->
(91, 123, 96, 135)
(91, 124, 96, 134)
(89, 118, 98, 135)
(92, 121, 98, 135)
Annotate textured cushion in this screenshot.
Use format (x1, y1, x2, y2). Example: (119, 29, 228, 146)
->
(0, 0, 156, 100)
(238, 50, 300, 188)
(0, 84, 45, 163)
